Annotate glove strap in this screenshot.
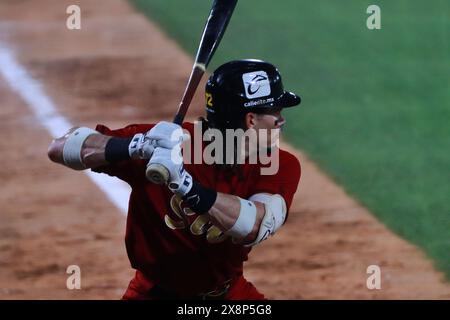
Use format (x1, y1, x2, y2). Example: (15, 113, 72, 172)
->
(170, 171, 217, 215)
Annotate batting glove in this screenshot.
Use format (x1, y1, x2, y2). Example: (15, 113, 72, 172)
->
(129, 121, 189, 160)
(128, 132, 157, 160)
(148, 144, 193, 196)
(146, 121, 188, 149)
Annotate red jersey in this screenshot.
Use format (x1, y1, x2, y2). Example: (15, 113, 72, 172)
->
(93, 122, 301, 297)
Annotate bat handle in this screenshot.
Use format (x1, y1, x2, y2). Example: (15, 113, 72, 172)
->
(173, 113, 184, 126)
(145, 162, 170, 185)
(145, 113, 182, 184)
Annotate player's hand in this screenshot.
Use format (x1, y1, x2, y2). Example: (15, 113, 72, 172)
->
(129, 121, 189, 160)
(146, 121, 188, 149)
(148, 143, 193, 196)
(128, 132, 157, 159)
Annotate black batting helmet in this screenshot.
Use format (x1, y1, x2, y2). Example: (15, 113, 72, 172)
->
(205, 59, 301, 130)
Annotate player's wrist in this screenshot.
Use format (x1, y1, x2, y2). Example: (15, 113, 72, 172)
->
(104, 137, 133, 163)
(182, 180, 217, 215)
(169, 172, 217, 214)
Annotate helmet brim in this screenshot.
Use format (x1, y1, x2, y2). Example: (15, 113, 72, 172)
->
(274, 91, 301, 109)
(250, 91, 301, 113)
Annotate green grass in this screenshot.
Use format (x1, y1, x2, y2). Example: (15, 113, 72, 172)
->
(130, 0, 450, 277)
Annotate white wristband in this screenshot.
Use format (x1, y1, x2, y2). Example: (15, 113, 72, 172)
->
(225, 198, 257, 239)
(62, 127, 99, 170)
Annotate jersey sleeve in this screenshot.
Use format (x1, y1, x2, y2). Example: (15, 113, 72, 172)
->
(248, 150, 301, 218)
(91, 123, 154, 184)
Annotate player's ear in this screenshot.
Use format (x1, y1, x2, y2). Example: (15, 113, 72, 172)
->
(245, 112, 257, 129)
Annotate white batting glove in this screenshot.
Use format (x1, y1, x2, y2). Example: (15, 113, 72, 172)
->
(148, 144, 193, 196)
(146, 121, 188, 149)
(128, 133, 156, 160)
(128, 121, 189, 160)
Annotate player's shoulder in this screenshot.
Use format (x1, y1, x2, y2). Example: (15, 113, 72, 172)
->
(275, 147, 301, 180)
(279, 148, 301, 169)
(95, 123, 154, 137)
(94, 121, 194, 138)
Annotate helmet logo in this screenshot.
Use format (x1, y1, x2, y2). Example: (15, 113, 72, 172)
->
(242, 71, 271, 99)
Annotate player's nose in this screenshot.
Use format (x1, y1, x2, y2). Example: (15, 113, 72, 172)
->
(275, 114, 286, 128)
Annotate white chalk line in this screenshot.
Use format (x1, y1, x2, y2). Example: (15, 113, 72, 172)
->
(0, 44, 130, 215)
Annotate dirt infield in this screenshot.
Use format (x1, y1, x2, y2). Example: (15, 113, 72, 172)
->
(1, 0, 449, 299)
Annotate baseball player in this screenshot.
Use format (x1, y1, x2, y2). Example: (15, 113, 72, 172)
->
(48, 59, 302, 300)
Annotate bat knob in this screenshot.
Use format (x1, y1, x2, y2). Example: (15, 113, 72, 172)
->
(146, 163, 170, 185)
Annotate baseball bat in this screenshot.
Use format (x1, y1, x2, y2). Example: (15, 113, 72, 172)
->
(146, 0, 238, 184)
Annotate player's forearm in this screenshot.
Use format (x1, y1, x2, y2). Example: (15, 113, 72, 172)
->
(170, 171, 266, 244)
(208, 193, 265, 243)
(80, 134, 111, 168)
